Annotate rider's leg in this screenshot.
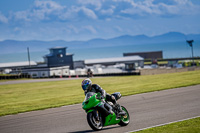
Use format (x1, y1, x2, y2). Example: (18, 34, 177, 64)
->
(104, 103, 113, 115)
(106, 94, 125, 115)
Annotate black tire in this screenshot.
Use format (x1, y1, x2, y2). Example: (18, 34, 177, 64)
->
(118, 106, 130, 126)
(87, 112, 103, 131)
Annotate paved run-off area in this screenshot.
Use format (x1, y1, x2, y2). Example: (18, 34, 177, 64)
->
(0, 85, 200, 133)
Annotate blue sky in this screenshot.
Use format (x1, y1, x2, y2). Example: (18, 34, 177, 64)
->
(0, 0, 200, 41)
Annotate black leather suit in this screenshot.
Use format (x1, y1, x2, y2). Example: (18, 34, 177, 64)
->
(84, 84, 116, 105)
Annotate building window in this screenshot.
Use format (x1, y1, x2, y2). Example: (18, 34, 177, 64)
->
(125, 63, 135, 70)
(59, 60, 64, 63)
(58, 50, 63, 53)
(57, 54, 63, 57)
(32, 73, 37, 77)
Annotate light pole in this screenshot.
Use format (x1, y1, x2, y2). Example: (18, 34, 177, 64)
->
(186, 40, 194, 66)
(27, 47, 31, 67)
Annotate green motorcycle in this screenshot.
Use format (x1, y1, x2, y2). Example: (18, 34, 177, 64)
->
(82, 92, 130, 131)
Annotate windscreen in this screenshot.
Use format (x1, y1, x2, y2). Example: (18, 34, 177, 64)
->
(84, 92, 95, 102)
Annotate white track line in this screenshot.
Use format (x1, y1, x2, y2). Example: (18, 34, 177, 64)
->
(125, 115, 200, 133)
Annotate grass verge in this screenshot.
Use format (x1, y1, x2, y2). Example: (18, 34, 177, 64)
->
(133, 117, 200, 133)
(0, 78, 30, 82)
(0, 70, 200, 116)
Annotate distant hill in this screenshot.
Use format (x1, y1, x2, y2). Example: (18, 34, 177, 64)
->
(0, 32, 199, 54)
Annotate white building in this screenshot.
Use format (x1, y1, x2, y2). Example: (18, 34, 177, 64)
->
(22, 66, 70, 78)
(85, 56, 144, 70)
(0, 61, 37, 74)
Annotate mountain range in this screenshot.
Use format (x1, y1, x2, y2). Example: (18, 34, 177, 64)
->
(0, 32, 199, 54)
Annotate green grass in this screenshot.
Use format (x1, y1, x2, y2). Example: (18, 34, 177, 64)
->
(134, 117, 200, 133)
(0, 74, 19, 76)
(0, 74, 11, 76)
(0, 78, 30, 82)
(0, 70, 200, 116)
(144, 61, 168, 65)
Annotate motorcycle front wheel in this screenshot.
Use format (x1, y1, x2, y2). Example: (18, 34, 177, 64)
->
(87, 111, 103, 131)
(118, 106, 130, 126)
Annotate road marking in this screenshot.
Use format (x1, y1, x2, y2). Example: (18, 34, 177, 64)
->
(125, 115, 200, 133)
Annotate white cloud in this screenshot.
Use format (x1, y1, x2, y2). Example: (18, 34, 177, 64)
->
(60, 6, 98, 20)
(78, 0, 103, 10)
(34, 0, 65, 11)
(1, 0, 200, 24)
(0, 12, 8, 23)
(100, 6, 115, 15)
(114, 26, 123, 32)
(59, 6, 80, 20)
(12, 0, 98, 22)
(14, 27, 21, 32)
(83, 25, 97, 34)
(115, 0, 200, 16)
(13, 0, 66, 21)
(14, 11, 31, 21)
(32, 0, 65, 20)
(67, 25, 79, 34)
(119, 0, 164, 15)
(174, 0, 189, 5)
(80, 6, 97, 19)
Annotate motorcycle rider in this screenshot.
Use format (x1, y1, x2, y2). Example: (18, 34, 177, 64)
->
(81, 78, 125, 116)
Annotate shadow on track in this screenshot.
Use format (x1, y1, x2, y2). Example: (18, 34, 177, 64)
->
(68, 125, 121, 133)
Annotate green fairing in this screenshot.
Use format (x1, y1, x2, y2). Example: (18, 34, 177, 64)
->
(87, 109, 94, 113)
(104, 113, 120, 126)
(82, 93, 101, 110)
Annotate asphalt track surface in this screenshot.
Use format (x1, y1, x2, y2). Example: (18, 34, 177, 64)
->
(0, 85, 200, 133)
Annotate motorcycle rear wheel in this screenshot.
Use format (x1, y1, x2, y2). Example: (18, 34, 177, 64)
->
(118, 106, 130, 126)
(87, 112, 103, 131)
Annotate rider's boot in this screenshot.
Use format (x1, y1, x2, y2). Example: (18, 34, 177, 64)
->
(115, 104, 126, 118)
(109, 110, 114, 115)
